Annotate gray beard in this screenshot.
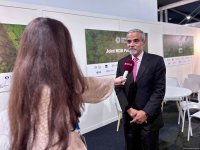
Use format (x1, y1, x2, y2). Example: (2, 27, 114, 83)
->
(129, 49, 138, 55)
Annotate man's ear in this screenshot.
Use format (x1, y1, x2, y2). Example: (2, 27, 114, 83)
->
(143, 39, 147, 45)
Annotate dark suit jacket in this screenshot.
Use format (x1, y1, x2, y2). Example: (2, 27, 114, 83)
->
(115, 52, 166, 130)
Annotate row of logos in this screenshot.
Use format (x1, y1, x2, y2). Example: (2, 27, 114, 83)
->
(93, 63, 117, 69)
(89, 56, 193, 76)
(164, 56, 192, 66)
(87, 63, 118, 76)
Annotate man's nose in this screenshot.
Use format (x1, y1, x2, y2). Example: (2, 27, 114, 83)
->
(129, 42, 136, 47)
(129, 41, 136, 46)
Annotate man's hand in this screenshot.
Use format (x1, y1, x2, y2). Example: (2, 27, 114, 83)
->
(130, 110, 148, 124)
(114, 76, 126, 85)
(127, 108, 138, 118)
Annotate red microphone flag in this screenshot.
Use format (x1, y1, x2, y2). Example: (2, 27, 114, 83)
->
(122, 59, 134, 79)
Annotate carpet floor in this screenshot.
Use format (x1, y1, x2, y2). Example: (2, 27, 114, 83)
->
(84, 101, 200, 150)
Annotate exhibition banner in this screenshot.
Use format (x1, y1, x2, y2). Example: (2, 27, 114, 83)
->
(85, 29, 148, 76)
(0, 23, 25, 92)
(163, 34, 194, 66)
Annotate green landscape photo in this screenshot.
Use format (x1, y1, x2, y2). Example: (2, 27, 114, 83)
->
(85, 29, 148, 64)
(163, 34, 194, 58)
(0, 23, 25, 73)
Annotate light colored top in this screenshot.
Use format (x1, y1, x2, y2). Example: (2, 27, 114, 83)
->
(29, 76, 114, 150)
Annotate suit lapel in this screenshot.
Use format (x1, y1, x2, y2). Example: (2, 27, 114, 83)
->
(136, 52, 150, 82)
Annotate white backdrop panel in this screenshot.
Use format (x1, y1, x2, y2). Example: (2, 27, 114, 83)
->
(162, 23, 197, 84)
(0, 92, 9, 112)
(0, 5, 41, 24)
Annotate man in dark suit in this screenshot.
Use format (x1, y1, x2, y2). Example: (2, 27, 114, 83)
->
(115, 29, 166, 150)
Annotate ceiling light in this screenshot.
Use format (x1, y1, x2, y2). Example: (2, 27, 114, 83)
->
(186, 16, 191, 20)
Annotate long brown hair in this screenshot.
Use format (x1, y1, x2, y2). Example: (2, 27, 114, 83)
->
(9, 17, 87, 150)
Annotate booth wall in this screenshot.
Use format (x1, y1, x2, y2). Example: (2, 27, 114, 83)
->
(162, 23, 200, 85)
(193, 30, 200, 74)
(4, 0, 158, 22)
(0, 1, 200, 134)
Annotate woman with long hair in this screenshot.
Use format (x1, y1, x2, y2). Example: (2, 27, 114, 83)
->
(8, 17, 125, 150)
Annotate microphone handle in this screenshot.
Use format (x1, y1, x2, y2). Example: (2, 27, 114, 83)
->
(123, 71, 128, 79)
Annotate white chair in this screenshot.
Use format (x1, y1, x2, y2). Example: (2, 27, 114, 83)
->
(187, 90, 200, 141)
(113, 91, 122, 132)
(187, 75, 200, 97)
(166, 77, 181, 87)
(188, 74, 200, 79)
(179, 88, 200, 134)
(183, 78, 200, 95)
(163, 77, 182, 124)
(188, 110, 200, 141)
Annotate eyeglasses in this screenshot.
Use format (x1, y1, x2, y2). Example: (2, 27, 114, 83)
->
(127, 39, 142, 44)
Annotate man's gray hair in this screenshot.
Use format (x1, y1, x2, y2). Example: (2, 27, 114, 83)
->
(127, 29, 145, 41)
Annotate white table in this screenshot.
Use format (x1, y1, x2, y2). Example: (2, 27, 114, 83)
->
(165, 86, 192, 100)
(163, 86, 192, 124)
(164, 86, 192, 110)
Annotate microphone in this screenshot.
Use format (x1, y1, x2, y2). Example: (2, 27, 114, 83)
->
(123, 59, 134, 79)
